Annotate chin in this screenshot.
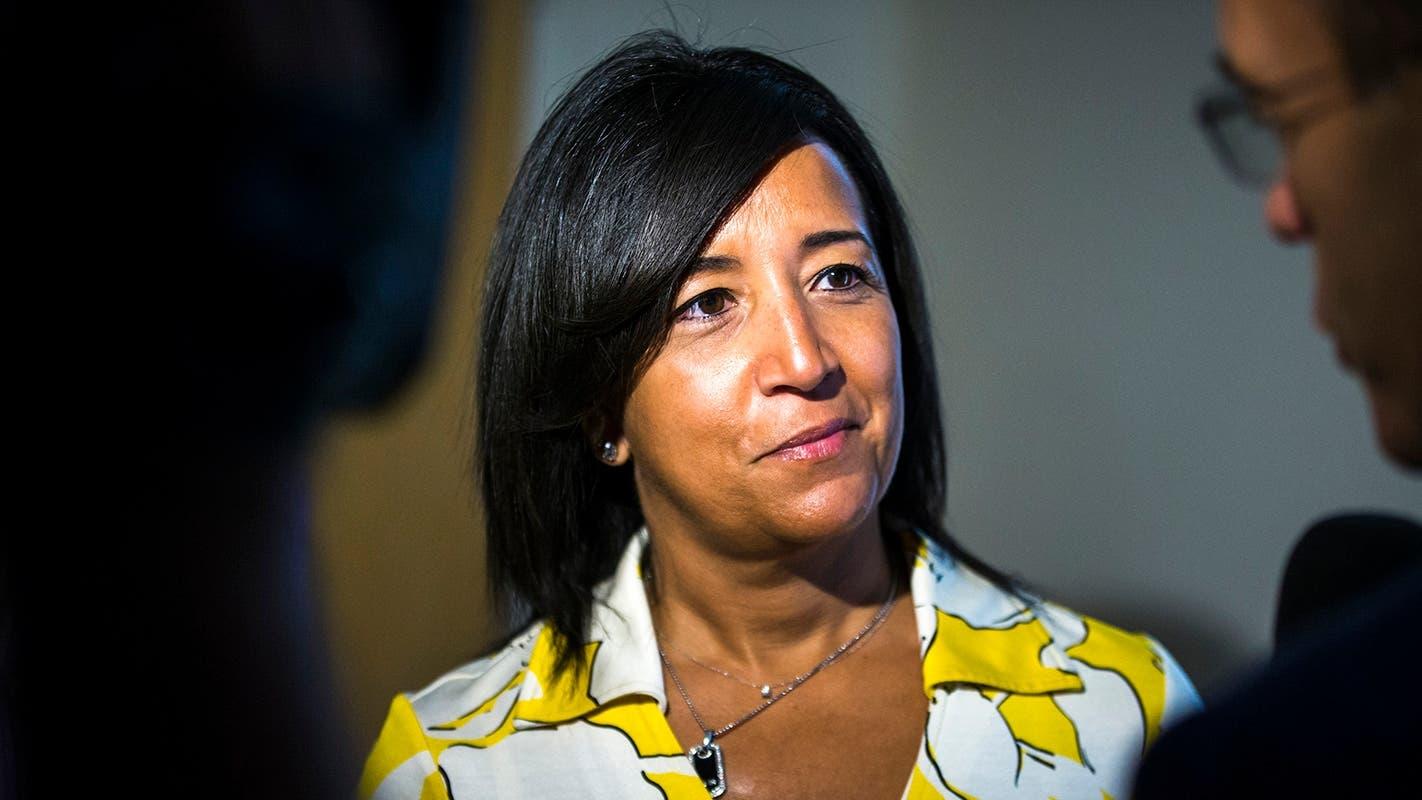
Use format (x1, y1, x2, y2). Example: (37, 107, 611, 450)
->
(768, 474, 883, 543)
(1365, 382, 1422, 471)
(1377, 427, 1422, 472)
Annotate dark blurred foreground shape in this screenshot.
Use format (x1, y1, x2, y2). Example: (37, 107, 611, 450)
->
(4, 2, 477, 796)
(1133, 551, 1422, 798)
(310, 0, 524, 753)
(1274, 513, 1422, 647)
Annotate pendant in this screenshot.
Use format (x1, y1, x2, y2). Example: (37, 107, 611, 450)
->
(689, 732, 726, 797)
(760, 684, 772, 698)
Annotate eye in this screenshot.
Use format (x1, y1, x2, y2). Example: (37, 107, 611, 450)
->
(676, 289, 735, 322)
(814, 264, 869, 291)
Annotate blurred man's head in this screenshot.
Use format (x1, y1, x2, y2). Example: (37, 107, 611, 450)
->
(1208, 0, 1421, 468)
(90, 3, 465, 445)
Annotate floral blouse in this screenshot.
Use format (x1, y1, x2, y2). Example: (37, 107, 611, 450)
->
(361, 529, 1201, 799)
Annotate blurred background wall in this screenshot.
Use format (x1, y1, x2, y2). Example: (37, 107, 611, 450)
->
(316, 0, 1422, 754)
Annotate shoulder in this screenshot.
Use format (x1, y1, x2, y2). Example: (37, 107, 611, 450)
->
(913, 532, 1200, 736)
(359, 623, 544, 800)
(404, 624, 543, 726)
(1032, 599, 1202, 741)
(362, 613, 696, 800)
(1135, 569, 1422, 799)
(910, 535, 1202, 797)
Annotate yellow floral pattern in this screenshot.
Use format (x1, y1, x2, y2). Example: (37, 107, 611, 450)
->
(361, 531, 1200, 799)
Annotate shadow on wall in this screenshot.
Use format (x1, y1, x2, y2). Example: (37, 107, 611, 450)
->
(1069, 593, 1260, 700)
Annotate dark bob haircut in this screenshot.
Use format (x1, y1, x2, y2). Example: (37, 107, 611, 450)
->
(477, 30, 1004, 675)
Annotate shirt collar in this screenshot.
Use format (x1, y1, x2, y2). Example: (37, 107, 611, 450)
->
(513, 527, 1083, 729)
(585, 528, 667, 707)
(512, 528, 665, 729)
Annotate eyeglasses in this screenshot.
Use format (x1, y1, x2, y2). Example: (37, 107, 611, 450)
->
(1195, 57, 1347, 189)
(1196, 86, 1285, 188)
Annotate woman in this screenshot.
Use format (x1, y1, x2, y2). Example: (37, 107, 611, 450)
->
(362, 31, 1199, 800)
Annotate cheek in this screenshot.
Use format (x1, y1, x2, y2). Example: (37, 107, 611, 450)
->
(1301, 144, 1397, 328)
(834, 306, 904, 448)
(623, 351, 748, 461)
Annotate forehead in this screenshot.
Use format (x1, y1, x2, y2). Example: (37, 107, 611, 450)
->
(704, 141, 869, 253)
(1218, 0, 1342, 82)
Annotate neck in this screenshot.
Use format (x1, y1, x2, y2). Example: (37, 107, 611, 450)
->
(645, 513, 899, 677)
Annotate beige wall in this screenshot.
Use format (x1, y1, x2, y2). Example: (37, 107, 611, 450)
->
(312, 0, 524, 751)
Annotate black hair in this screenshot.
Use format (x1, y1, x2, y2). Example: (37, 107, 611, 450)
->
(1318, 0, 1422, 93)
(477, 30, 1007, 676)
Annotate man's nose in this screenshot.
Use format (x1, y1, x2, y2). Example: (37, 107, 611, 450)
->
(752, 298, 839, 395)
(1264, 167, 1312, 243)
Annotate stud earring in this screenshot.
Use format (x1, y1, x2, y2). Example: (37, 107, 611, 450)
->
(599, 441, 618, 463)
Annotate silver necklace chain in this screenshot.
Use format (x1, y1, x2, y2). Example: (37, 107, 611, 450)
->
(657, 571, 898, 742)
(660, 640, 794, 697)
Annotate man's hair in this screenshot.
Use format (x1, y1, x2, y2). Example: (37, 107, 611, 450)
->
(1320, 0, 1422, 93)
(477, 30, 1011, 676)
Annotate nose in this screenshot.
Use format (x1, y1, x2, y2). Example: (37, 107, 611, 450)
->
(1264, 167, 1312, 243)
(752, 297, 840, 395)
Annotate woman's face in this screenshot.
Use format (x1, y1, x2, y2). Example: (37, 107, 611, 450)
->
(619, 142, 904, 552)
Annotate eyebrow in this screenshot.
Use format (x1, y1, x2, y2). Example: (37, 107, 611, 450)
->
(801, 229, 871, 252)
(686, 229, 873, 278)
(1215, 51, 1334, 102)
(1215, 52, 1268, 96)
(685, 254, 738, 276)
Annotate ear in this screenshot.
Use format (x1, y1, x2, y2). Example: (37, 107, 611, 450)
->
(583, 416, 632, 467)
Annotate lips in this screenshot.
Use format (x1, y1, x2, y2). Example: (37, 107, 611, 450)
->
(762, 417, 856, 460)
